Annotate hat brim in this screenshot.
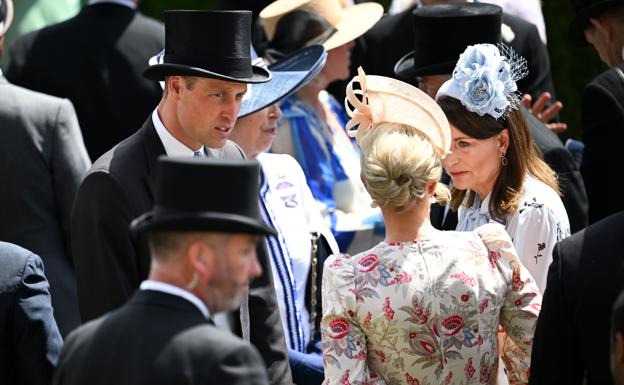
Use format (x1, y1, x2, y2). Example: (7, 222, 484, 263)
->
(569, 0, 624, 46)
(323, 2, 383, 50)
(131, 211, 277, 236)
(238, 45, 327, 117)
(143, 63, 272, 84)
(394, 50, 456, 78)
(260, 0, 311, 40)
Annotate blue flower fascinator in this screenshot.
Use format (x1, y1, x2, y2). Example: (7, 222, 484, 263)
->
(436, 43, 528, 119)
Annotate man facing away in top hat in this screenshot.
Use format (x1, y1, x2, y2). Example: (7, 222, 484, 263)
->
(565, 0, 624, 224)
(70, 10, 292, 384)
(54, 157, 273, 385)
(528, 4, 624, 384)
(391, 2, 588, 234)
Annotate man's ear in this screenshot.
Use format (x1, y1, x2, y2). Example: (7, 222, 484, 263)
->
(166, 76, 184, 100)
(188, 240, 214, 281)
(589, 17, 612, 41)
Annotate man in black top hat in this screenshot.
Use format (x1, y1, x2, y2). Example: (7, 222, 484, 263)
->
(345, 0, 558, 115)
(565, 0, 624, 224)
(391, 3, 588, 234)
(70, 10, 292, 385)
(55, 157, 272, 385)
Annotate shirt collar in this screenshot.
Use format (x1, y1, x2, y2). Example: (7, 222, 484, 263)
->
(140, 280, 210, 319)
(152, 109, 205, 157)
(88, 0, 137, 9)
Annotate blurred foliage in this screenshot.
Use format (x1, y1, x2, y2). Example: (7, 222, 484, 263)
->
(542, 0, 606, 140)
(139, 0, 604, 139)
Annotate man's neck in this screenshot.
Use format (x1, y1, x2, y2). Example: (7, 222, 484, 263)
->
(156, 102, 203, 151)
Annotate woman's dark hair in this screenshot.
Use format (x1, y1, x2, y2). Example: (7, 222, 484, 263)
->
(266, 9, 335, 60)
(437, 96, 559, 221)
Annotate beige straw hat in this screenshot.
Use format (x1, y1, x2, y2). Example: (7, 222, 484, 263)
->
(345, 67, 451, 159)
(260, 0, 383, 50)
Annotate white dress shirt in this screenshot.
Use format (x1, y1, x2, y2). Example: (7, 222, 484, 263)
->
(140, 280, 210, 319)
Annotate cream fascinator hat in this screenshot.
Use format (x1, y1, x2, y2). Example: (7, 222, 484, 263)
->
(345, 67, 451, 159)
(260, 0, 383, 50)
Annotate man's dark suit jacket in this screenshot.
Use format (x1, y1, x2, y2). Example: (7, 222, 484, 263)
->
(431, 107, 589, 233)
(53, 290, 269, 385)
(529, 210, 624, 385)
(341, 8, 556, 101)
(0, 76, 91, 337)
(6, 2, 164, 160)
(580, 63, 624, 224)
(0, 242, 63, 385)
(70, 118, 291, 384)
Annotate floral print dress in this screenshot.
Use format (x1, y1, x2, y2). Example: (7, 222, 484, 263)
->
(321, 224, 541, 385)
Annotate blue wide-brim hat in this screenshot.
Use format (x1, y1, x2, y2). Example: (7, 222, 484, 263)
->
(238, 45, 327, 118)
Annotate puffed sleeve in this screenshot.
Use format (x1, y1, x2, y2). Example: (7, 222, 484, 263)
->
(509, 201, 569, 291)
(320, 253, 385, 385)
(476, 224, 542, 385)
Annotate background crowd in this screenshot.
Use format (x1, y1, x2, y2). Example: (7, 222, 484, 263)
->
(1, 0, 624, 385)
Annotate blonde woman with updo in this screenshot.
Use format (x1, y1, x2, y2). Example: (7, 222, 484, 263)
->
(320, 69, 541, 385)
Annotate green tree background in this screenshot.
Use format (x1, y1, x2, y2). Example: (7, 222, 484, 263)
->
(137, 0, 604, 140)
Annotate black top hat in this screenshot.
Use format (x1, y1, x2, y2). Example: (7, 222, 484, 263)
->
(569, 0, 624, 46)
(394, 3, 502, 79)
(143, 10, 271, 83)
(131, 157, 276, 236)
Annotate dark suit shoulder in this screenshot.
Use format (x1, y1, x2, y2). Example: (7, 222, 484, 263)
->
(502, 12, 535, 34)
(559, 210, 624, 256)
(133, 11, 165, 36)
(157, 325, 268, 385)
(586, 65, 624, 103)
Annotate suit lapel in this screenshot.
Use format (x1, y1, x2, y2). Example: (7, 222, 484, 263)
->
(140, 117, 166, 201)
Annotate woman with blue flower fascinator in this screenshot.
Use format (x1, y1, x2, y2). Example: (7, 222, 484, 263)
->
(319, 67, 541, 385)
(436, 43, 571, 292)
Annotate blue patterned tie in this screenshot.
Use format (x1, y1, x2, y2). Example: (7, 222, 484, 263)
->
(193, 150, 203, 158)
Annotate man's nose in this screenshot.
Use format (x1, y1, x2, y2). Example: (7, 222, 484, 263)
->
(249, 252, 262, 279)
(222, 99, 240, 122)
